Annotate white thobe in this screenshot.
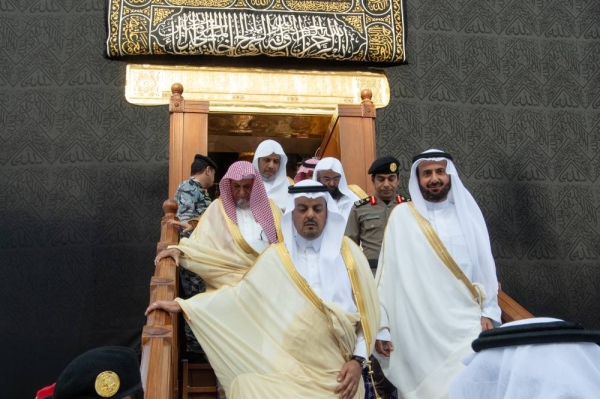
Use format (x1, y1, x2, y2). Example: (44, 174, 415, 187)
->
(235, 207, 269, 254)
(334, 195, 356, 222)
(423, 199, 500, 320)
(293, 234, 367, 359)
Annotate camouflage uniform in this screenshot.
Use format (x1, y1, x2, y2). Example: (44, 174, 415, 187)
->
(176, 177, 212, 231)
(174, 176, 211, 359)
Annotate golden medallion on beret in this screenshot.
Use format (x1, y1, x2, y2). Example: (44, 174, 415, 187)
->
(390, 163, 397, 172)
(95, 371, 120, 397)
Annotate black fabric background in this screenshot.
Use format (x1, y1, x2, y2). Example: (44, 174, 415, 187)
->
(1, 1, 599, 397)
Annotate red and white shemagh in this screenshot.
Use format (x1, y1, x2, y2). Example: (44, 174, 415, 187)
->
(219, 161, 279, 244)
(293, 157, 320, 183)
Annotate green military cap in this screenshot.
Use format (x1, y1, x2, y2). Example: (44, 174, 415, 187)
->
(368, 156, 400, 175)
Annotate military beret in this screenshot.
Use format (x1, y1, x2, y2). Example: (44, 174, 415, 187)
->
(193, 154, 218, 171)
(51, 346, 143, 399)
(368, 156, 400, 175)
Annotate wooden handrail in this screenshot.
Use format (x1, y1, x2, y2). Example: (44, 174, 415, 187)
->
(142, 199, 180, 399)
(499, 285, 534, 323)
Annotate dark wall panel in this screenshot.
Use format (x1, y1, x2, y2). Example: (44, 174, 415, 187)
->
(377, 0, 600, 328)
(0, 1, 169, 397)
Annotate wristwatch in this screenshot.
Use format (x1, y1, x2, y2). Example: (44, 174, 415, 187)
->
(351, 355, 367, 369)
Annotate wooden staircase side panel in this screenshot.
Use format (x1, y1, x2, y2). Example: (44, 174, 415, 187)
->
(169, 84, 209, 199)
(499, 290, 533, 323)
(318, 90, 377, 194)
(143, 200, 180, 399)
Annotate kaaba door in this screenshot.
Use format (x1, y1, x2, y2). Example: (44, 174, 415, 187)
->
(168, 84, 377, 197)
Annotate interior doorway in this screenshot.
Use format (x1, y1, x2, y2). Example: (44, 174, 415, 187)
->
(205, 112, 328, 197)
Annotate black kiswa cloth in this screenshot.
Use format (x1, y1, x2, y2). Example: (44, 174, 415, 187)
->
(472, 321, 600, 352)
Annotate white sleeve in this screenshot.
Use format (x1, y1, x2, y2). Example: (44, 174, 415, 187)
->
(352, 325, 367, 359)
(482, 296, 502, 326)
(377, 302, 392, 341)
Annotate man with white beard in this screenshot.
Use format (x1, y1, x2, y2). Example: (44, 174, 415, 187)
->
(155, 161, 283, 291)
(148, 180, 380, 399)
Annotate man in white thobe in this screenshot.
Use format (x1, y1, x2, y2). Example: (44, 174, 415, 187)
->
(375, 149, 502, 399)
(450, 317, 600, 399)
(253, 139, 289, 210)
(312, 157, 363, 221)
(147, 180, 380, 398)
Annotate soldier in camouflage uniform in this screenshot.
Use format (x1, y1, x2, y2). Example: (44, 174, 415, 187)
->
(174, 154, 217, 361)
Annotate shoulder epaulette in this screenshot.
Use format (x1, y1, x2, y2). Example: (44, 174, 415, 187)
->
(395, 195, 411, 204)
(354, 197, 370, 207)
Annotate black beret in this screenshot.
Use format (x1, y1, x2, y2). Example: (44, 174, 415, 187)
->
(52, 346, 143, 399)
(368, 157, 400, 175)
(193, 154, 218, 171)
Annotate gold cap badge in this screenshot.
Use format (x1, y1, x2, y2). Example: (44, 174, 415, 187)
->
(95, 371, 120, 397)
(390, 163, 397, 172)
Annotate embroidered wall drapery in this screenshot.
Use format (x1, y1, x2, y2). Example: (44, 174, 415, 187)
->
(106, 0, 405, 63)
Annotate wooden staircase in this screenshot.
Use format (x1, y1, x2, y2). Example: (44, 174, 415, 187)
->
(182, 360, 218, 399)
(140, 85, 533, 399)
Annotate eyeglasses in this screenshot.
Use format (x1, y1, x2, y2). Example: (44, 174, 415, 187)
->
(321, 176, 341, 183)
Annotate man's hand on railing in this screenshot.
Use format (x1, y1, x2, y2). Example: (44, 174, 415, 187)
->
(167, 219, 194, 234)
(145, 300, 182, 316)
(154, 248, 182, 266)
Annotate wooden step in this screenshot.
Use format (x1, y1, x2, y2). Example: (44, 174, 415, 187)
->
(182, 360, 218, 399)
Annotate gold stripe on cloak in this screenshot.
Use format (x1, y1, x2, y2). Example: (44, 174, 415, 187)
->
(268, 199, 284, 242)
(375, 204, 396, 288)
(348, 184, 368, 199)
(407, 202, 482, 303)
(273, 243, 353, 362)
(273, 243, 325, 313)
(340, 239, 373, 353)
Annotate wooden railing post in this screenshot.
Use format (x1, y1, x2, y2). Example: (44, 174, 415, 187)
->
(169, 83, 209, 199)
(498, 284, 534, 323)
(317, 89, 377, 193)
(142, 200, 180, 399)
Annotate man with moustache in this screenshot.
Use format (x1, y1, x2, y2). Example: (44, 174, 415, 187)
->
(147, 180, 380, 399)
(252, 139, 290, 210)
(155, 161, 282, 291)
(374, 149, 502, 399)
(313, 157, 365, 221)
(345, 156, 408, 399)
(345, 156, 409, 275)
